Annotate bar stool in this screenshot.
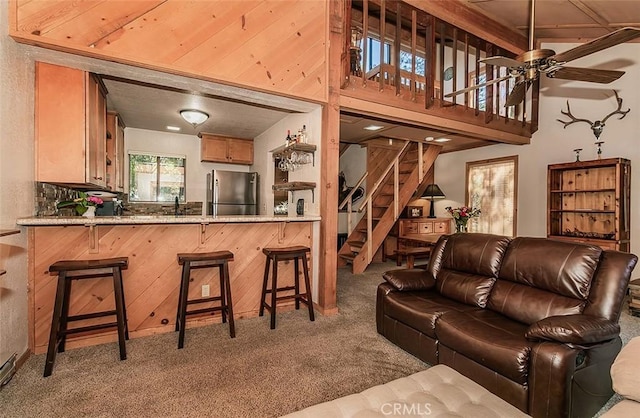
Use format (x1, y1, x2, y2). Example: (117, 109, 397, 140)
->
(44, 257, 129, 377)
(259, 246, 315, 329)
(175, 251, 235, 349)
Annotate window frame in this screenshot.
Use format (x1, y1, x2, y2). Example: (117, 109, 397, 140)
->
(465, 155, 518, 237)
(128, 151, 187, 203)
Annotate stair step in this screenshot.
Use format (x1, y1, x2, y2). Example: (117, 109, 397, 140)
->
(338, 254, 355, 263)
(347, 240, 364, 250)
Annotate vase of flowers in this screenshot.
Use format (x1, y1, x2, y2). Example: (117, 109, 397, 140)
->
(57, 192, 103, 217)
(445, 206, 481, 233)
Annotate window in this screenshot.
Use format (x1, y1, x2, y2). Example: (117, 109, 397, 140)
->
(129, 152, 186, 202)
(466, 156, 518, 236)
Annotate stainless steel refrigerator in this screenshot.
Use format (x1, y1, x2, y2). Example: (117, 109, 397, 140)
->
(207, 170, 258, 216)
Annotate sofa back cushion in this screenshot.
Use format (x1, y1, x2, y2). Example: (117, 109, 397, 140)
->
(430, 233, 511, 308)
(488, 237, 602, 324)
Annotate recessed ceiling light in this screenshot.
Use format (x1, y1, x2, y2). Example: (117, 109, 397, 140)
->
(434, 137, 451, 143)
(166, 126, 181, 132)
(363, 125, 384, 131)
(425, 136, 434, 141)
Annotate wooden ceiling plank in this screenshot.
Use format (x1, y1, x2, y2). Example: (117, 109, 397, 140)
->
(568, 0, 614, 32)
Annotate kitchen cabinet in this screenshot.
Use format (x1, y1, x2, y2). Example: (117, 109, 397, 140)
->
(547, 158, 630, 251)
(36, 62, 108, 188)
(199, 133, 253, 165)
(106, 111, 126, 192)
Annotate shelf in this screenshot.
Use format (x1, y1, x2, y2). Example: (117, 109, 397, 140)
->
(0, 229, 20, 237)
(0, 270, 5, 276)
(271, 143, 317, 166)
(272, 182, 316, 202)
(548, 234, 616, 242)
(550, 188, 616, 193)
(550, 209, 615, 214)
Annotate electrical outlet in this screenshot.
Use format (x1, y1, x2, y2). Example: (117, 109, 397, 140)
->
(201, 284, 210, 297)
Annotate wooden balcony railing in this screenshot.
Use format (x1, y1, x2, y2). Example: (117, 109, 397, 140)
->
(344, 0, 537, 136)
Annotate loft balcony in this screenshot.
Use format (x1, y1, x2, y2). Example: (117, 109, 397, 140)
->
(342, 0, 537, 143)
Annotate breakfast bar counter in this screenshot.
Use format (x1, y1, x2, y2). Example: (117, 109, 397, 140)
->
(17, 215, 320, 354)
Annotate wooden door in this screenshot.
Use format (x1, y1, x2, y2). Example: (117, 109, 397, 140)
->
(85, 74, 107, 187)
(200, 135, 228, 163)
(228, 138, 253, 164)
(115, 117, 125, 191)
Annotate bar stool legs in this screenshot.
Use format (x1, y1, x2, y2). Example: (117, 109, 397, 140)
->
(44, 257, 129, 377)
(260, 246, 315, 329)
(176, 251, 235, 349)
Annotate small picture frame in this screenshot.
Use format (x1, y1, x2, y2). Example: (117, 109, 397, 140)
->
(407, 206, 423, 218)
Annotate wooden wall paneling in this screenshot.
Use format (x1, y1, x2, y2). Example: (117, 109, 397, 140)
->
(12, 0, 329, 103)
(30, 222, 314, 353)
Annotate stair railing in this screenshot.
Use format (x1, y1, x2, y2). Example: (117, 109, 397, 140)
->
(357, 140, 413, 263)
(338, 171, 368, 234)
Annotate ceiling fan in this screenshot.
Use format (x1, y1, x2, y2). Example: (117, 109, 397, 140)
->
(444, 0, 640, 107)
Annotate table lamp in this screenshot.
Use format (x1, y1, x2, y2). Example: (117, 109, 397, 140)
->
(421, 184, 446, 218)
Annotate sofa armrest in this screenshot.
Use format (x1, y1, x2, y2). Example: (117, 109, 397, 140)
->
(382, 269, 436, 291)
(526, 314, 620, 344)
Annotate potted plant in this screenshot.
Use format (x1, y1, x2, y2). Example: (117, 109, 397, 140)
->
(57, 192, 103, 217)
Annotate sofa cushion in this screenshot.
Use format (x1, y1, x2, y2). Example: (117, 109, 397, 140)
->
(525, 314, 620, 344)
(610, 336, 640, 402)
(383, 290, 481, 338)
(435, 310, 533, 384)
(488, 237, 601, 324)
(383, 269, 436, 291)
(433, 233, 511, 308)
(498, 237, 601, 299)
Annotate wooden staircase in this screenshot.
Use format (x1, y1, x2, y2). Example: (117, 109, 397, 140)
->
(338, 141, 441, 273)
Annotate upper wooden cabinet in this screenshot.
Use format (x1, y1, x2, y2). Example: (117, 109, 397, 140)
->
(36, 62, 108, 188)
(106, 111, 126, 192)
(199, 133, 253, 165)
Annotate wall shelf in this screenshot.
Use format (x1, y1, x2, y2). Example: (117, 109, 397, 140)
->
(272, 182, 316, 202)
(0, 229, 20, 237)
(271, 143, 317, 166)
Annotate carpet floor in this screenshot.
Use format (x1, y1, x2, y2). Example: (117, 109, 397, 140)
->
(1, 261, 639, 417)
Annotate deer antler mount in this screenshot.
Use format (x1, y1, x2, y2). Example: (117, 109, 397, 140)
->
(557, 90, 631, 140)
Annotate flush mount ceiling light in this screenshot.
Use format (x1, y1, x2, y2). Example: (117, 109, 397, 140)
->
(180, 109, 209, 128)
(363, 125, 384, 131)
(166, 126, 181, 132)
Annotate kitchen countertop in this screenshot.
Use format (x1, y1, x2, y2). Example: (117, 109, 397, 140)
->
(16, 214, 321, 226)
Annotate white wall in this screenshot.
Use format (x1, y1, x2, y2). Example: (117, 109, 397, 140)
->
(253, 107, 322, 216)
(338, 144, 367, 233)
(435, 43, 640, 254)
(0, 5, 34, 364)
(125, 128, 250, 214)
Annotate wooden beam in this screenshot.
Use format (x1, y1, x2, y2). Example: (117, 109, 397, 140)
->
(402, 0, 528, 54)
(568, 0, 614, 32)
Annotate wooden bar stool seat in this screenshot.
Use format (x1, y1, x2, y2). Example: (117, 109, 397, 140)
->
(175, 250, 235, 349)
(44, 257, 129, 377)
(259, 246, 315, 329)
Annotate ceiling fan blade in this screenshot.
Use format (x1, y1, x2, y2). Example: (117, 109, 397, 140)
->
(505, 80, 530, 107)
(480, 56, 523, 68)
(551, 27, 640, 64)
(548, 66, 625, 83)
(443, 75, 512, 98)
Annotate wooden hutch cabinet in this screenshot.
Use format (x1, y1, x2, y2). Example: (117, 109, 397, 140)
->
(547, 158, 630, 252)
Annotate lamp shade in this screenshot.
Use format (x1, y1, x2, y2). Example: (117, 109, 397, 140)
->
(180, 109, 209, 128)
(421, 184, 446, 199)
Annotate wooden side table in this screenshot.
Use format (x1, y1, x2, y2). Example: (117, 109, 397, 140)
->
(393, 247, 432, 269)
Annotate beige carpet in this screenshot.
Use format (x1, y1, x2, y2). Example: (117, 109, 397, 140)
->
(0, 262, 427, 417)
(1, 261, 639, 417)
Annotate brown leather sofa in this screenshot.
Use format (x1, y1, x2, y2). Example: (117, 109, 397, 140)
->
(377, 233, 637, 418)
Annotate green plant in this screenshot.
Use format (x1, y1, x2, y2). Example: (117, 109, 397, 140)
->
(57, 192, 103, 215)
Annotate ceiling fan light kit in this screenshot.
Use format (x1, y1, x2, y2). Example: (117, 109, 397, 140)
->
(445, 0, 640, 107)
